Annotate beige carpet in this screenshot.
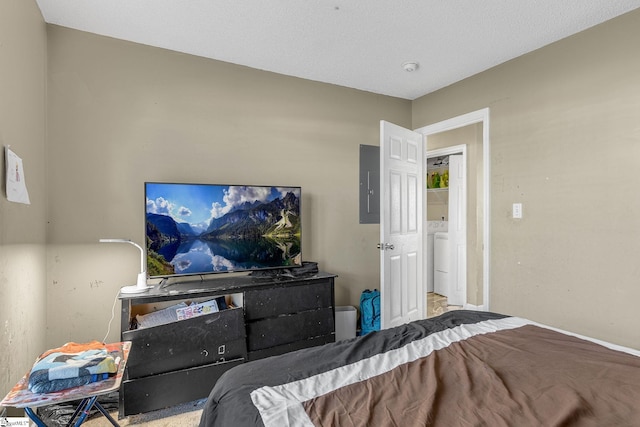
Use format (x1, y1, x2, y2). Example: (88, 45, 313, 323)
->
(82, 399, 205, 427)
(427, 292, 462, 317)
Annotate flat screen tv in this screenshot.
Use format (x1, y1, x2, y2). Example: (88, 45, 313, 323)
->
(145, 182, 302, 278)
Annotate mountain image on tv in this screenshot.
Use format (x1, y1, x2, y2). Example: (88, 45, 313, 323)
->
(145, 183, 302, 277)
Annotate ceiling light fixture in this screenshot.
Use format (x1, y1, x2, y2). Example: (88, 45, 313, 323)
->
(402, 62, 419, 72)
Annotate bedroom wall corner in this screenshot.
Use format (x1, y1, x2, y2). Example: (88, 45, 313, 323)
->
(0, 0, 48, 406)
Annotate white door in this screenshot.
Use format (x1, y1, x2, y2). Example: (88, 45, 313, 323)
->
(380, 121, 424, 329)
(433, 232, 449, 295)
(447, 154, 466, 306)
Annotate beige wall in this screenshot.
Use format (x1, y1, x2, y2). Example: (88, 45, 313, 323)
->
(45, 25, 411, 346)
(0, 1, 47, 404)
(413, 8, 640, 349)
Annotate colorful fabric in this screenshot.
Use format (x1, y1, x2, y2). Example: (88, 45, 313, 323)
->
(28, 342, 117, 394)
(37, 340, 106, 359)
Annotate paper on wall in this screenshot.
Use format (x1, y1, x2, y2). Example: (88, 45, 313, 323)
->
(5, 146, 31, 205)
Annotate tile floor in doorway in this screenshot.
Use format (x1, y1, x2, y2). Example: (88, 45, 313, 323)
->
(427, 292, 463, 317)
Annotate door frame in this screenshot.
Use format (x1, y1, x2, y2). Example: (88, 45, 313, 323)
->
(425, 145, 466, 307)
(415, 108, 490, 311)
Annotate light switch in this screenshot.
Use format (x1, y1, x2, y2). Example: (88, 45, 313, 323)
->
(513, 203, 523, 219)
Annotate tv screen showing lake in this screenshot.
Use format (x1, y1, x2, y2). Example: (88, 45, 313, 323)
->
(145, 183, 301, 277)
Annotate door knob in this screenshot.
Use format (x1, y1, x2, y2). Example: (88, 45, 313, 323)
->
(377, 243, 395, 250)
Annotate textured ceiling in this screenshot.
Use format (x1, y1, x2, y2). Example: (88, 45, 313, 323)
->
(35, 0, 640, 100)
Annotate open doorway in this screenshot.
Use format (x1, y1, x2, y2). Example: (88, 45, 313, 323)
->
(426, 146, 466, 317)
(416, 108, 490, 317)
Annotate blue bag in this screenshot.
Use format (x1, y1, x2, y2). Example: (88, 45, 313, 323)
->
(359, 289, 380, 335)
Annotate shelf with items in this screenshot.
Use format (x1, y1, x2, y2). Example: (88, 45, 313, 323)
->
(426, 167, 449, 190)
(126, 293, 243, 330)
(427, 164, 449, 213)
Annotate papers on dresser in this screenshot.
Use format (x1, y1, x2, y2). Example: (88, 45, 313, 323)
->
(135, 299, 220, 328)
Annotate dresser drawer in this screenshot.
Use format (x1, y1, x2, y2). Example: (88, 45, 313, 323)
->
(120, 358, 244, 416)
(248, 334, 335, 361)
(123, 307, 246, 378)
(247, 307, 335, 351)
(244, 279, 333, 320)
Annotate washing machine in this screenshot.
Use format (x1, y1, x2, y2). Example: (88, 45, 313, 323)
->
(434, 231, 450, 296)
(426, 221, 447, 293)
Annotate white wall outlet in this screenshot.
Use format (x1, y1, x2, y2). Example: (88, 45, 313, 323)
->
(513, 203, 523, 219)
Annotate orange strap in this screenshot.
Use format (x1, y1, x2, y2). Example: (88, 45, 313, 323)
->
(37, 340, 106, 360)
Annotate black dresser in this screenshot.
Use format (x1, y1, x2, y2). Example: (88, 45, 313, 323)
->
(118, 272, 336, 417)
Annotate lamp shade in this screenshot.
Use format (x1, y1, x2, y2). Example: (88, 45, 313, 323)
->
(99, 239, 151, 293)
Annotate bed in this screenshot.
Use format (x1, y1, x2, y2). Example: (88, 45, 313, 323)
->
(199, 310, 640, 426)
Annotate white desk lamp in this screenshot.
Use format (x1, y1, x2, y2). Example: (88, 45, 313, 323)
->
(99, 239, 151, 293)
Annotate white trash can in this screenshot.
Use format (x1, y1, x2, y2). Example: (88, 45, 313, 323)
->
(335, 306, 357, 341)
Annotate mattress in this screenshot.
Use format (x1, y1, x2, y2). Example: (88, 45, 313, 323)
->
(199, 310, 640, 427)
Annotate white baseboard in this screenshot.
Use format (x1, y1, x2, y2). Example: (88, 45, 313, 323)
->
(463, 303, 485, 311)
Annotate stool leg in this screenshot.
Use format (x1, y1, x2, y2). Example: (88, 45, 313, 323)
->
(72, 396, 98, 426)
(24, 407, 48, 427)
(67, 398, 90, 425)
(94, 401, 120, 426)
